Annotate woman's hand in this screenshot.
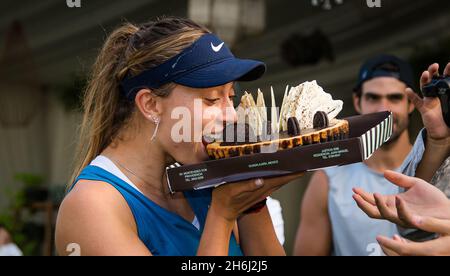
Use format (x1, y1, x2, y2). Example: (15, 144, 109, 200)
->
(353, 170, 450, 228)
(376, 214, 450, 256)
(198, 173, 302, 256)
(406, 62, 450, 142)
(211, 173, 303, 222)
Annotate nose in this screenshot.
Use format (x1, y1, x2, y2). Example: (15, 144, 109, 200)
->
(376, 98, 391, 113)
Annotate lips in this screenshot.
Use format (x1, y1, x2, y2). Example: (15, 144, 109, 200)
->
(202, 136, 213, 148)
(202, 132, 222, 148)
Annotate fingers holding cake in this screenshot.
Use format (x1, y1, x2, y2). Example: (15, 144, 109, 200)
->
(211, 172, 304, 220)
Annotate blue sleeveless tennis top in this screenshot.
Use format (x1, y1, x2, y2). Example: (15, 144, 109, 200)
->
(70, 165, 243, 256)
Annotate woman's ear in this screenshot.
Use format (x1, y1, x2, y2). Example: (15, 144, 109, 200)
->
(135, 89, 163, 120)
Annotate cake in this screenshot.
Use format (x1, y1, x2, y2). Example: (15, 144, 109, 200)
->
(205, 81, 349, 160)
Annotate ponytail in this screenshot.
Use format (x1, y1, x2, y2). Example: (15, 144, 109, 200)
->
(69, 17, 209, 187)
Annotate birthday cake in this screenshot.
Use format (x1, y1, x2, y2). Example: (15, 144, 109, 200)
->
(205, 81, 349, 160)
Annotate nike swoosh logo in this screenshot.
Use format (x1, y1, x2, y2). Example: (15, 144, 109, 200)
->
(211, 42, 225, 52)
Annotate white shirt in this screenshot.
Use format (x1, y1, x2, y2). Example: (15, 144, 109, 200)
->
(0, 244, 23, 256)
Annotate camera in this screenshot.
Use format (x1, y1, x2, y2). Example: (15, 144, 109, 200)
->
(422, 76, 450, 128)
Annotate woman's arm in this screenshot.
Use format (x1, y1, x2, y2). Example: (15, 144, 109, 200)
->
(55, 180, 152, 256)
(202, 173, 303, 256)
(196, 204, 235, 256)
(237, 206, 285, 256)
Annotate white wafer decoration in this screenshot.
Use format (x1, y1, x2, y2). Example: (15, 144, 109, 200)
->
(279, 85, 291, 131)
(239, 92, 263, 137)
(257, 89, 267, 124)
(237, 81, 343, 135)
(271, 87, 279, 134)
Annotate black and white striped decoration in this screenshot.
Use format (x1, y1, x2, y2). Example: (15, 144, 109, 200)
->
(165, 162, 182, 194)
(167, 162, 182, 169)
(361, 113, 393, 160)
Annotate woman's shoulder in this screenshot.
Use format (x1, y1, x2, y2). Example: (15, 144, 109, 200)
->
(56, 180, 145, 255)
(61, 179, 133, 222)
(59, 180, 135, 228)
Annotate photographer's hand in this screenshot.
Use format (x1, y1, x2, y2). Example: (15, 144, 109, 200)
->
(407, 62, 450, 182)
(413, 62, 450, 140)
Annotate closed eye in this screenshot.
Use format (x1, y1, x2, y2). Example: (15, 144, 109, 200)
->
(205, 96, 236, 103)
(205, 98, 220, 104)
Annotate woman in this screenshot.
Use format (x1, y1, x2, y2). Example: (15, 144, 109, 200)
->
(55, 17, 301, 256)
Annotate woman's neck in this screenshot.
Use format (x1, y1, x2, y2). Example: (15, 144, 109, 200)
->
(102, 131, 172, 198)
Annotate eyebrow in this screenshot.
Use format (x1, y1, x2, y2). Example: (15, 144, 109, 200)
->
(363, 92, 405, 97)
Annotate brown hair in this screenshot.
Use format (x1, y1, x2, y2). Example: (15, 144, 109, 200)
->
(69, 17, 210, 186)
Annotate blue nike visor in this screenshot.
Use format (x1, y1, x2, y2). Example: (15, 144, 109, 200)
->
(120, 33, 266, 100)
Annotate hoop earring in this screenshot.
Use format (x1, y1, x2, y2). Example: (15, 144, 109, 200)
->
(150, 116, 160, 141)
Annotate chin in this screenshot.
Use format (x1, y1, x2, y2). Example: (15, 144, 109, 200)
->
(192, 149, 210, 163)
(171, 145, 210, 165)
(176, 155, 208, 165)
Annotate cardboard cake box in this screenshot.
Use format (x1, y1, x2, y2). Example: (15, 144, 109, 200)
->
(166, 111, 393, 193)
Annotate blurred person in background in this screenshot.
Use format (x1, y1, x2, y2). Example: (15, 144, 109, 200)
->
(0, 225, 22, 256)
(294, 55, 416, 256)
(353, 62, 450, 256)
